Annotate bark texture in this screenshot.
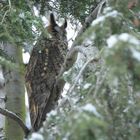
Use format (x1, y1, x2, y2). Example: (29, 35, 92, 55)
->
(2, 43, 25, 140)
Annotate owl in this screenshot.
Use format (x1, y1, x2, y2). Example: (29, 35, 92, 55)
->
(25, 13, 67, 131)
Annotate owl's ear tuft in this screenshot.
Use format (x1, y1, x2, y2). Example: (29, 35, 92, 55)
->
(50, 13, 57, 27)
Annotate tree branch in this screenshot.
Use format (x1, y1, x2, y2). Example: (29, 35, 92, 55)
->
(71, 0, 106, 48)
(0, 107, 30, 137)
(67, 57, 99, 95)
(67, 47, 104, 95)
(57, 0, 106, 80)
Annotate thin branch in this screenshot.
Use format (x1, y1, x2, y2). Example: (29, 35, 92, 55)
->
(0, 10, 9, 25)
(67, 57, 99, 95)
(8, 0, 12, 9)
(67, 48, 104, 95)
(93, 66, 107, 97)
(97, 0, 106, 17)
(0, 107, 30, 137)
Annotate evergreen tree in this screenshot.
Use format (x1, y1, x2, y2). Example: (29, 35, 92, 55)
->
(0, 0, 140, 140)
(29, 0, 140, 140)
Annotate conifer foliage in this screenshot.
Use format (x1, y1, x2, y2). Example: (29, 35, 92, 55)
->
(30, 0, 140, 140)
(0, 0, 140, 140)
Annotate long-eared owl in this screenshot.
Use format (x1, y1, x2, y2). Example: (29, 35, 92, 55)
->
(25, 13, 67, 131)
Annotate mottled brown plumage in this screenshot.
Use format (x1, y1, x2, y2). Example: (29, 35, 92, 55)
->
(25, 13, 67, 131)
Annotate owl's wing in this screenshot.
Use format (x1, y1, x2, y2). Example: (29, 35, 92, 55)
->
(25, 39, 54, 131)
(25, 39, 67, 131)
(39, 40, 67, 122)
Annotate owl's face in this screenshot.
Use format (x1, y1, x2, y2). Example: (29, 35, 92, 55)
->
(47, 13, 67, 42)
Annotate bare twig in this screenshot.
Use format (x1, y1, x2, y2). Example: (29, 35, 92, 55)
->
(0, 107, 30, 137)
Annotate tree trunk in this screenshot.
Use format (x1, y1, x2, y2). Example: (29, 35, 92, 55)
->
(2, 43, 25, 140)
(0, 65, 6, 140)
